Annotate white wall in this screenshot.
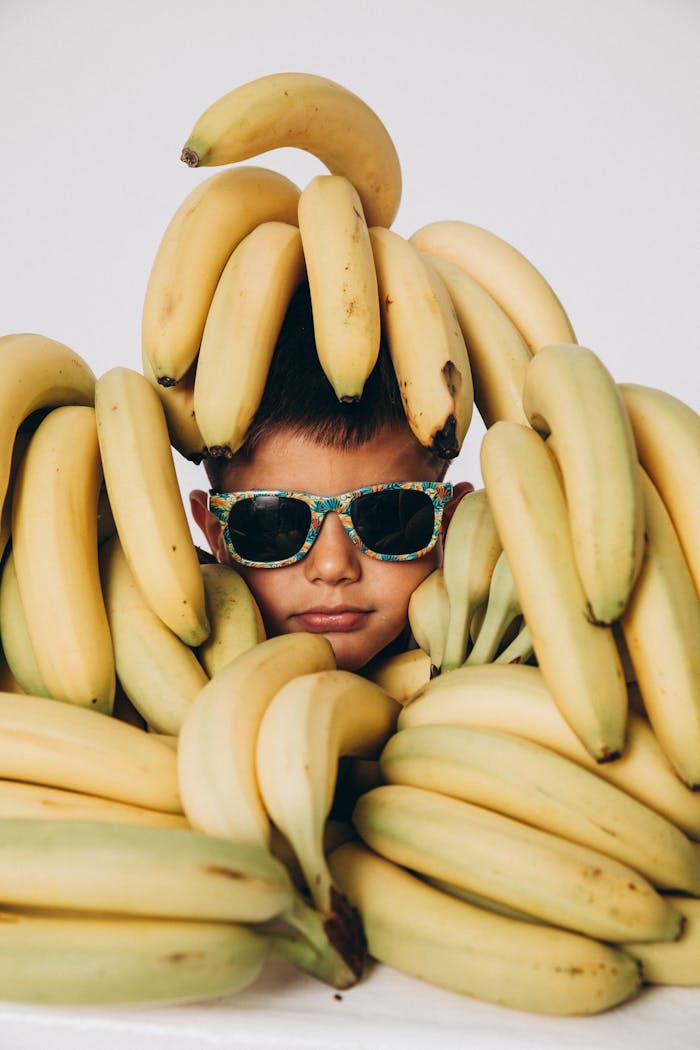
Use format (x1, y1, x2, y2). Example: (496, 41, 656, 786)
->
(2, 0, 698, 537)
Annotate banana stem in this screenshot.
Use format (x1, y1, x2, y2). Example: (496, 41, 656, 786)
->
(274, 888, 366, 988)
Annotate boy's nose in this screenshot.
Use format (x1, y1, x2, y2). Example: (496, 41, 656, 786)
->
(302, 512, 361, 584)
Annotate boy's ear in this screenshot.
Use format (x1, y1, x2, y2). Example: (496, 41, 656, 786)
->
(189, 489, 230, 564)
(442, 480, 475, 537)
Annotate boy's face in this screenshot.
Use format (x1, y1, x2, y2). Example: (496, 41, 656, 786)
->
(191, 423, 446, 671)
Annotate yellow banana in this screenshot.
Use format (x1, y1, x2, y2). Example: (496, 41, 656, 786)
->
(369, 226, 473, 458)
(380, 723, 700, 893)
(480, 420, 627, 761)
(407, 568, 450, 671)
(0, 778, 188, 829)
(0, 690, 181, 812)
(0, 550, 50, 697)
(422, 253, 531, 427)
(494, 619, 533, 664)
(298, 174, 380, 401)
(99, 535, 209, 735)
(625, 896, 700, 986)
(620, 468, 700, 787)
(361, 647, 431, 705)
(196, 561, 265, 677)
(465, 550, 521, 664)
(0, 909, 269, 1005)
(409, 220, 576, 353)
(142, 166, 300, 386)
(10, 405, 115, 711)
(0, 427, 32, 563)
(95, 366, 209, 647)
(328, 841, 642, 1015)
(180, 72, 402, 228)
(193, 221, 305, 457)
(400, 663, 700, 839)
(141, 349, 206, 462)
(353, 783, 682, 943)
(620, 382, 700, 597)
(523, 344, 644, 623)
(440, 487, 502, 670)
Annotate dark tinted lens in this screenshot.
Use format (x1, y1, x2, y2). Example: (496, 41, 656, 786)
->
(350, 488, 435, 555)
(227, 496, 312, 562)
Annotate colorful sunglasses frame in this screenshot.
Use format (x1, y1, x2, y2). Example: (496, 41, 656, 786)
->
(208, 480, 454, 568)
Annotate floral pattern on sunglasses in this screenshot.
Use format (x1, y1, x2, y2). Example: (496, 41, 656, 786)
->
(208, 480, 454, 568)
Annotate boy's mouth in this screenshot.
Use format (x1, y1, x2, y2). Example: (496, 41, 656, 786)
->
(292, 606, 370, 633)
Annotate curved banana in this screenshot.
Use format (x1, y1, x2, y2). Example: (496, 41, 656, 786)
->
(423, 253, 531, 427)
(620, 468, 700, 787)
(0, 333, 95, 518)
(440, 487, 502, 670)
(369, 226, 473, 458)
(255, 668, 401, 915)
(193, 221, 305, 457)
(620, 382, 700, 597)
(353, 783, 682, 943)
(95, 366, 209, 647)
(11, 405, 115, 711)
(328, 840, 642, 1016)
(141, 349, 206, 462)
(298, 174, 380, 401)
(0, 910, 269, 1005)
(625, 896, 700, 986)
(361, 647, 431, 705)
(494, 619, 533, 664)
(0, 690, 182, 812)
(0, 427, 32, 564)
(465, 550, 521, 665)
(180, 72, 402, 228)
(0, 778, 189, 829)
(196, 562, 265, 677)
(380, 724, 700, 894)
(400, 663, 700, 839)
(142, 166, 301, 386)
(409, 220, 576, 353)
(407, 568, 450, 671)
(0, 550, 50, 697)
(480, 420, 627, 761)
(523, 344, 644, 623)
(0, 817, 292, 923)
(99, 535, 209, 735)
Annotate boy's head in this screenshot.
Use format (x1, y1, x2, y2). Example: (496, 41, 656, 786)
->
(191, 282, 470, 671)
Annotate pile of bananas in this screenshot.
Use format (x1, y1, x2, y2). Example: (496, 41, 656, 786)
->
(0, 71, 699, 1017)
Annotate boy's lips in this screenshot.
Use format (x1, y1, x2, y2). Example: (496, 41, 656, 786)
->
(292, 606, 371, 632)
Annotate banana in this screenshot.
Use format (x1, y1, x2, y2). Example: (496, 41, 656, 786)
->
(407, 568, 450, 671)
(620, 382, 700, 597)
(255, 669, 401, 916)
(409, 220, 576, 353)
(298, 174, 380, 401)
(0, 817, 291, 922)
(523, 344, 644, 623)
(361, 647, 431, 705)
(180, 72, 402, 228)
(0, 427, 32, 564)
(10, 405, 115, 711)
(328, 840, 642, 1015)
(352, 783, 682, 943)
(0, 690, 182, 812)
(439, 487, 502, 670)
(0, 909, 269, 1005)
(493, 619, 533, 664)
(620, 468, 700, 787)
(480, 420, 628, 761)
(99, 535, 209, 735)
(422, 253, 531, 427)
(95, 366, 209, 647)
(178, 632, 336, 846)
(0, 778, 189, 829)
(142, 166, 301, 386)
(400, 663, 700, 840)
(625, 896, 700, 986)
(465, 550, 521, 665)
(380, 724, 700, 894)
(0, 549, 50, 697)
(196, 561, 265, 677)
(0, 333, 96, 519)
(141, 349, 206, 462)
(193, 221, 305, 456)
(369, 226, 473, 458)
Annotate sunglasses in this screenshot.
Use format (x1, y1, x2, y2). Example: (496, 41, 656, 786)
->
(208, 480, 453, 568)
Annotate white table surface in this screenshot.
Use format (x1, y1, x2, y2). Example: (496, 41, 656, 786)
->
(2, 957, 699, 1050)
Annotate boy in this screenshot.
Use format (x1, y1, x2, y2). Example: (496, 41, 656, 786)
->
(190, 283, 472, 671)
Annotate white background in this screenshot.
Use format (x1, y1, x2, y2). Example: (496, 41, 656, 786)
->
(2, 0, 699, 540)
(1, 3, 700, 1044)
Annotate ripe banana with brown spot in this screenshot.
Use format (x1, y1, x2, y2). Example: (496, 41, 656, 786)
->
(625, 896, 700, 986)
